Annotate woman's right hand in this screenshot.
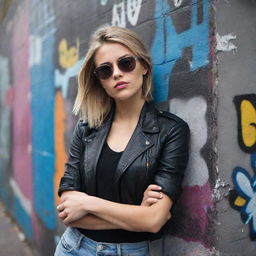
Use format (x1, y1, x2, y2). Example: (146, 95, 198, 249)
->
(141, 184, 163, 206)
(57, 191, 89, 225)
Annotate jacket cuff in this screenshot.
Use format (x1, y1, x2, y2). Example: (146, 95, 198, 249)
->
(58, 177, 80, 197)
(154, 173, 183, 204)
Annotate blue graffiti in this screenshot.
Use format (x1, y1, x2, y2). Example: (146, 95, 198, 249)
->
(151, 0, 209, 102)
(14, 196, 33, 239)
(232, 154, 256, 238)
(30, 0, 57, 230)
(55, 59, 83, 99)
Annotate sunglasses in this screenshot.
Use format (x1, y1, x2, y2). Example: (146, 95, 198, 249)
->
(94, 55, 138, 80)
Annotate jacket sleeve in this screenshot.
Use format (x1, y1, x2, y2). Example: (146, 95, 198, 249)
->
(58, 120, 85, 196)
(154, 121, 190, 203)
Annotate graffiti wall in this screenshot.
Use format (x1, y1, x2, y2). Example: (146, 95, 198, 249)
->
(0, 0, 219, 255)
(216, 0, 256, 255)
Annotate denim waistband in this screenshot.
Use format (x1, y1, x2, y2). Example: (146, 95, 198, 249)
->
(69, 227, 149, 252)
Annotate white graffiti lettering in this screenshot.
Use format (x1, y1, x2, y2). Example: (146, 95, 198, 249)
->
(112, 0, 142, 27)
(29, 35, 42, 67)
(127, 0, 142, 26)
(112, 2, 126, 27)
(174, 0, 183, 7)
(100, 0, 108, 5)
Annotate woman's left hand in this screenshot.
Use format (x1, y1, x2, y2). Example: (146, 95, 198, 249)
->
(57, 191, 89, 225)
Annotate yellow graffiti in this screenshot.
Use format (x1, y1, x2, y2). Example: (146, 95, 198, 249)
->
(58, 39, 79, 68)
(54, 91, 68, 206)
(234, 196, 246, 207)
(241, 100, 256, 147)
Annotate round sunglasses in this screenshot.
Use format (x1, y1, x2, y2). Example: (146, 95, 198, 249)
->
(94, 55, 138, 80)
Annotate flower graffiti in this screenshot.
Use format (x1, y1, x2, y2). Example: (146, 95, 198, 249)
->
(232, 162, 256, 239)
(231, 94, 256, 240)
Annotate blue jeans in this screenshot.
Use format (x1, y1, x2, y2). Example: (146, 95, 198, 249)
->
(54, 227, 150, 256)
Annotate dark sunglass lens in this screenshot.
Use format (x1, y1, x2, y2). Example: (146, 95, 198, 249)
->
(118, 56, 136, 72)
(95, 64, 113, 80)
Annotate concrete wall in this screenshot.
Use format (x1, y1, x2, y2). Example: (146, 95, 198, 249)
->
(215, 0, 256, 255)
(0, 0, 233, 255)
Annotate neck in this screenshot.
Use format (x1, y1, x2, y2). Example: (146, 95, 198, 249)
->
(114, 96, 146, 123)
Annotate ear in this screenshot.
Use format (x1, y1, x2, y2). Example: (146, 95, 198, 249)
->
(142, 68, 148, 75)
(141, 65, 148, 75)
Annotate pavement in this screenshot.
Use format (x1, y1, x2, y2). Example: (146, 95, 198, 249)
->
(0, 201, 34, 256)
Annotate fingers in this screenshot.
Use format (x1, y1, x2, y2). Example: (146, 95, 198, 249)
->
(141, 184, 163, 206)
(143, 184, 162, 200)
(146, 184, 162, 192)
(63, 216, 71, 225)
(147, 190, 163, 199)
(58, 210, 67, 219)
(57, 204, 64, 212)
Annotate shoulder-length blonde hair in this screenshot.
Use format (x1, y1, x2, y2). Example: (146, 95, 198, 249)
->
(73, 25, 153, 128)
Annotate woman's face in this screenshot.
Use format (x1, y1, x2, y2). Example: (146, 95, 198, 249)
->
(94, 42, 147, 103)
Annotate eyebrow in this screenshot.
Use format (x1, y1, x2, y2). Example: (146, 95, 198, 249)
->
(98, 54, 132, 66)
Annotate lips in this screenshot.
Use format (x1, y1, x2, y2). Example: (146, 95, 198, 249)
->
(114, 81, 128, 89)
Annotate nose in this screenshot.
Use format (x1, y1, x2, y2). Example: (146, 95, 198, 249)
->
(112, 63, 123, 79)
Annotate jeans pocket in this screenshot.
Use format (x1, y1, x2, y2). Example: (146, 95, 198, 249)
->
(60, 229, 81, 253)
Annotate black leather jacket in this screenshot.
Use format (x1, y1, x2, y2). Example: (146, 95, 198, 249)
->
(59, 101, 190, 207)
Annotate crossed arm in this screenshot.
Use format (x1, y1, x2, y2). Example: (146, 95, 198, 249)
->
(57, 185, 173, 233)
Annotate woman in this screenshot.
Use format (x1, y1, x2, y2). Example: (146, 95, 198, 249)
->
(55, 25, 189, 256)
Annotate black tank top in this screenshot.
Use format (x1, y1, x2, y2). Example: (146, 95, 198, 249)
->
(78, 141, 149, 242)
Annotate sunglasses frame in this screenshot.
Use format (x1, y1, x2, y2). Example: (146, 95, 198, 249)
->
(94, 55, 139, 80)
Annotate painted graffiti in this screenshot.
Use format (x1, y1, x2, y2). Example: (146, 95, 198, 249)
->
(10, 0, 34, 240)
(111, 0, 142, 27)
(0, 0, 214, 255)
(55, 42, 83, 98)
(174, 0, 183, 7)
(0, 56, 11, 160)
(30, 0, 57, 233)
(58, 39, 80, 69)
(29, 35, 42, 67)
(231, 153, 256, 240)
(233, 94, 256, 153)
(170, 97, 209, 186)
(0, 55, 12, 206)
(100, 0, 109, 5)
(54, 38, 82, 206)
(151, 0, 209, 102)
(231, 94, 256, 240)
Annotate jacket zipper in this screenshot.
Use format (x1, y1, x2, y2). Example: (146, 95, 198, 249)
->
(146, 149, 149, 173)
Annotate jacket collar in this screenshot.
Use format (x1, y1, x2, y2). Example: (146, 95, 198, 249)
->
(139, 101, 160, 134)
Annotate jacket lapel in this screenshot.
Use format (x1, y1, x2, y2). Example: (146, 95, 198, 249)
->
(113, 102, 159, 200)
(114, 126, 154, 182)
(83, 109, 114, 196)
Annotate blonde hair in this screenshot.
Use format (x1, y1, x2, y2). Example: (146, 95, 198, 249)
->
(73, 25, 153, 128)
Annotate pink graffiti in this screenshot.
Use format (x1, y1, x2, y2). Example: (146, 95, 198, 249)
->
(4, 87, 14, 107)
(170, 181, 214, 248)
(11, 0, 33, 207)
(181, 182, 214, 233)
